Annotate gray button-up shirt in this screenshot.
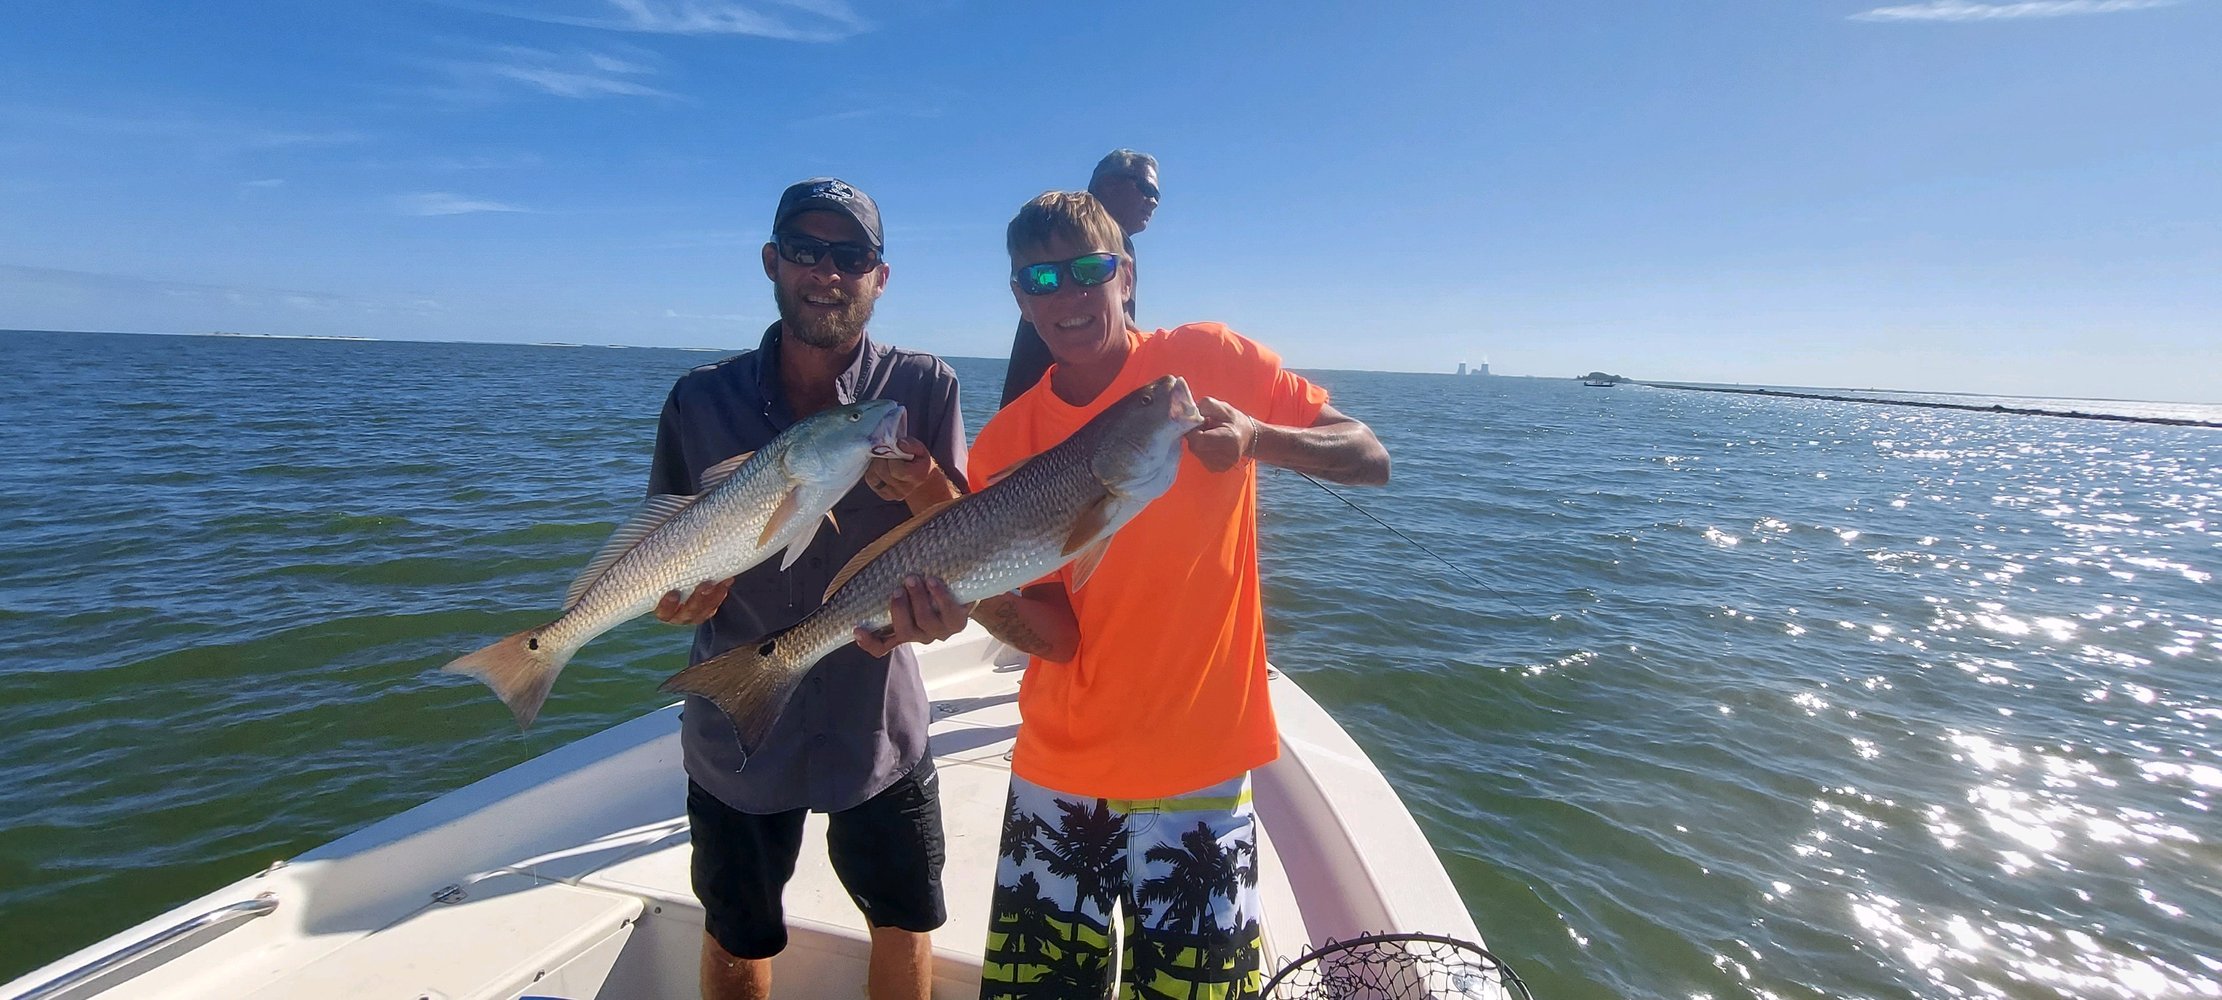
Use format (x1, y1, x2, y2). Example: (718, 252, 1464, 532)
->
(648, 322, 967, 814)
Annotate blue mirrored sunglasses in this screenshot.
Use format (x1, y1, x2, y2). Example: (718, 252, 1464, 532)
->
(1014, 253, 1122, 296)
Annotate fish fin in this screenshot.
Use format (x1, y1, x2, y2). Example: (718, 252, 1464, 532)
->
(823, 495, 965, 602)
(825, 509, 839, 533)
(756, 485, 807, 549)
(777, 508, 832, 571)
(984, 456, 1031, 487)
(1068, 535, 1113, 592)
(1062, 492, 1115, 557)
(442, 625, 569, 729)
(566, 495, 696, 609)
(697, 450, 755, 493)
(659, 634, 808, 751)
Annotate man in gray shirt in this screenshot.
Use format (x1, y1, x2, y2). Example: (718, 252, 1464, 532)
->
(649, 178, 971, 1000)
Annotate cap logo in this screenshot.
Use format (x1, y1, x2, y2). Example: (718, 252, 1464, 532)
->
(776, 177, 880, 249)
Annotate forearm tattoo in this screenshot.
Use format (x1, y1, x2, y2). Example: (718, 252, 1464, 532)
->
(976, 598, 1056, 656)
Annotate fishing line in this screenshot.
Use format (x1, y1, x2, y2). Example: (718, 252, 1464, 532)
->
(1293, 471, 1539, 618)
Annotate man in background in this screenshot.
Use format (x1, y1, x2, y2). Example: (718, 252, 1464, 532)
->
(997, 149, 1159, 407)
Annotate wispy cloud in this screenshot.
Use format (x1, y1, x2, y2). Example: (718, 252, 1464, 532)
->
(663, 307, 757, 322)
(427, 152, 547, 170)
(395, 191, 531, 215)
(421, 44, 678, 102)
(0, 263, 445, 317)
(784, 105, 946, 130)
(244, 127, 374, 148)
(353, 151, 548, 172)
(458, 0, 870, 41)
(646, 230, 759, 249)
(782, 82, 959, 130)
(0, 103, 368, 156)
(1853, 0, 2174, 21)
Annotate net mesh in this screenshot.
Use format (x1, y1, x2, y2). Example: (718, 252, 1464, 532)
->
(1262, 932, 1534, 1000)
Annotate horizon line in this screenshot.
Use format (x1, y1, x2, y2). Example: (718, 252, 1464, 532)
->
(4, 326, 2216, 410)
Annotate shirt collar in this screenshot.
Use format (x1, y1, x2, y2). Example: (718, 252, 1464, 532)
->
(750, 321, 881, 418)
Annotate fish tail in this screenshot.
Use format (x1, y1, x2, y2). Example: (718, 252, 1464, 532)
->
(659, 629, 810, 751)
(443, 626, 569, 729)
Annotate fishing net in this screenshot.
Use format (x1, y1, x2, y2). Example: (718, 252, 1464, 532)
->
(1262, 932, 1534, 1000)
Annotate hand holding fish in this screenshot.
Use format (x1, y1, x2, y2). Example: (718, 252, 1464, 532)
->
(656, 578, 734, 626)
(854, 574, 972, 657)
(1186, 395, 1260, 473)
(864, 436, 956, 510)
(661, 375, 1205, 748)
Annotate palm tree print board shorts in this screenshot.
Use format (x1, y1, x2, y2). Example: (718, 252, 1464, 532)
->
(980, 772, 1263, 999)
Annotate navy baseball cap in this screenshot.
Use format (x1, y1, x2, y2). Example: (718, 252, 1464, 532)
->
(772, 177, 884, 251)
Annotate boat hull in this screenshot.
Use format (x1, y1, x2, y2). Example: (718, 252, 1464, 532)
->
(6, 625, 1492, 999)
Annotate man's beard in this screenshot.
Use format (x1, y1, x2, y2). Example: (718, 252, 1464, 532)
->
(775, 282, 876, 350)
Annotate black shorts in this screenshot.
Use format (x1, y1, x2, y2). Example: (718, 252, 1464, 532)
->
(687, 760, 947, 960)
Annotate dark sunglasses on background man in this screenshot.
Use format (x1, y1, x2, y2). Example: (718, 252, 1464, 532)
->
(1131, 177, 1159, 200)
(1014, 253, 1122, 296)
(774, 232, 882, 275)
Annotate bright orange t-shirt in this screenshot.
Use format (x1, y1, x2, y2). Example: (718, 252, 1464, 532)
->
(969, 323, 1329, 799)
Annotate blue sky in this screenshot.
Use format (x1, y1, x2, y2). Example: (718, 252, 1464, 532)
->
(2, 1, 2216, 401)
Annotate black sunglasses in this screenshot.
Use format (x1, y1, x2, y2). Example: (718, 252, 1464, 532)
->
(773, 232, 882, 275)
(1131, 177, 1160, 200)
(1014, 252, 1122, 296)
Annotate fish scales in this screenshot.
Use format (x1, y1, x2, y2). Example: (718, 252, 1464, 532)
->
(793, 441, 1104, 658)
(662, 375, 1204, 749)
(540, 449, 795, 652)
(442, 398, 909, 728)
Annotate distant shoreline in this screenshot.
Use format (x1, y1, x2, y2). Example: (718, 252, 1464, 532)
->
(6, 328, 2216, 411)
(2, 327, 735, 354)
(1643, 381, 2222, 430)
(208, 330, 377, 342)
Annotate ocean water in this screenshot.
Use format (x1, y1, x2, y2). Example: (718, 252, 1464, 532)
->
(2, 329, 2216, 999)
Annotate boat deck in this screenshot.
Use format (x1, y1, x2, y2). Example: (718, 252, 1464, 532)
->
(10, 626, 1489, 1000)
(558, 640, 1324, 996)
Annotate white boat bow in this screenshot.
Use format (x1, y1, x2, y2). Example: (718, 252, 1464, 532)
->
(6, 624, 1511, 999)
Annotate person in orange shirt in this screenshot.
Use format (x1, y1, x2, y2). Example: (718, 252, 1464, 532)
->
(967, 191, 1389, 998)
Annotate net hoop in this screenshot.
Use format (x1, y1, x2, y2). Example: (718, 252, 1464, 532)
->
(1261, 931, 1534, 999)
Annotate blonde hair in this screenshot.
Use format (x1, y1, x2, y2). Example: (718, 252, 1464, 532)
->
(1006, 190, 1125, 266)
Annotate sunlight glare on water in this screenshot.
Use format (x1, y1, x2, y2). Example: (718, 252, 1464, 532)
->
(1260, 371, 2221, 999)
(1, 331, 2217, 999)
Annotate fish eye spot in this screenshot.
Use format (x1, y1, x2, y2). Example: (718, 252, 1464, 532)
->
(759, 640, 776, 656)
(527, 637, 539, 651)
(849, 412, 860, 421)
